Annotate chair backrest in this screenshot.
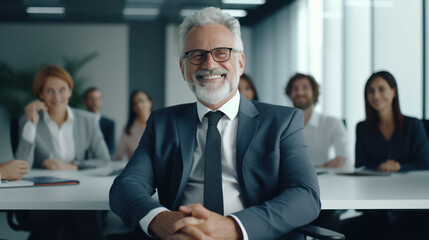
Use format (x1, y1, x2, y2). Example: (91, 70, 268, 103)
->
(421, 119, 429, 140)
(10, 117, 19, 155)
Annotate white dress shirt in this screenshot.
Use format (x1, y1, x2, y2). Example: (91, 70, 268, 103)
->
(303, 111, 349, 166)
(22, 106, 76, 163)
(139, 91, 249, 239)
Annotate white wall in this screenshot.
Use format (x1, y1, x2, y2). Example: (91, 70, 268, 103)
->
(343, 0, 372, 168)
(0, 24, 128, 160)
(373, 0, 423, 118)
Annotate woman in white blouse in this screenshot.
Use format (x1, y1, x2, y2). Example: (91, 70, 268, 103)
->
(113, 90, 152, 160)
(15, 65, 110, 170)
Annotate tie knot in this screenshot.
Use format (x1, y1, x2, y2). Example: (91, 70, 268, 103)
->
(205, 111, 224, 126)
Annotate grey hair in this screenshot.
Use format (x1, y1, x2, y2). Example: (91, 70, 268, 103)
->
(178, 7, 244, 58)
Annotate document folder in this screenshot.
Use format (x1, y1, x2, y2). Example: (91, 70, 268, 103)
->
(23, 176, 80, 186)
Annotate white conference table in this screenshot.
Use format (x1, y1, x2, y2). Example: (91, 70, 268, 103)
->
(318, 170, 429, 210)
(1, 165, 429, 210)
(0, 162, 125, 210)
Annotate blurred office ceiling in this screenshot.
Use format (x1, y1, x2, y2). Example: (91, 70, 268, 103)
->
(0, 0, 293, 25)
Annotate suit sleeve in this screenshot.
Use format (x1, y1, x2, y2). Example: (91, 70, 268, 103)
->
(233, 110, 321, 239)
(73, 115, 110, 169)
(14, 116, 36, 168)
(402, 119, 429, 170)
(109, 114, 164, 228)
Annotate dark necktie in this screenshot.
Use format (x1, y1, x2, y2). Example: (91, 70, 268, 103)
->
(204, 111, 224, 215)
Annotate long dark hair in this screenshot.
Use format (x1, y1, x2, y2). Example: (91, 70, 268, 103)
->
(364, 71, 404, 132)
(240, 73, 259, 101)
(125, 90, 152, 135)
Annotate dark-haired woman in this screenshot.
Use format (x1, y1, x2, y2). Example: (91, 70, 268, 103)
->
(113, 90, 152, 160)
(341, 71, 429, 240)
(356, 70, 429, 171)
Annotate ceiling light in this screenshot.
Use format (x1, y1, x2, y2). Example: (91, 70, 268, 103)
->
(222, 9, 247, 17)
(222, 0, 265, 4)
(180, 9, 247, 18)
(26, 7, 65, 14)
(123, 8, 160, 16)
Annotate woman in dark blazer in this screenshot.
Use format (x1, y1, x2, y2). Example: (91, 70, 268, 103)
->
(355, 70, 429, 171)
(342, 71, 429, 240)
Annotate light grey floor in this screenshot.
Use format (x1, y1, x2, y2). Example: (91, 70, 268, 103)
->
(0, 211, 29, 240)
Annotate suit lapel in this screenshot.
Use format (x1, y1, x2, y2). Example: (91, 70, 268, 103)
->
(173, 103, 198, 209)
(236, 96, 260, 205)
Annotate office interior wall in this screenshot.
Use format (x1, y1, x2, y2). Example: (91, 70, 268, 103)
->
(128, 21, 165, 111)
(427, 0, 429, 118)
(373, 0, 423, 119)
(253, 0, 312, 107)
(0, 24, 128, 160)
(343, 0, 372, 168)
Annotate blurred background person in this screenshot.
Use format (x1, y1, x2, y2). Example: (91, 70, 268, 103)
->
(83, 87, 115, 155)
(15, 65, 110, 171)
(13, 65, 109, 239)
(341, 70, 429, 240)
(113, 90, 152, 161)
(238, 73, 258, 101)
(285, 72, 349, 168)
(356, 70, 429, 171)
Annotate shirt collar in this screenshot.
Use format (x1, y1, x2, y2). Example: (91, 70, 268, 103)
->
(43, 105, 74, 125)
(197, 90, 240, 122)
(94, 112, 101, 122)
(307, 110, 320, 127)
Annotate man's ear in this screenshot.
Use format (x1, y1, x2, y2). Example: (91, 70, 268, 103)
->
(179, 59, 185, 81)
(238, 53, 245, 75)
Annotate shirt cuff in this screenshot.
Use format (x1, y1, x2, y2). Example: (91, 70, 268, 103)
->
(139, 207, 170, 238)
(22, 121, 36, 143)
(230, 214, 249, 240)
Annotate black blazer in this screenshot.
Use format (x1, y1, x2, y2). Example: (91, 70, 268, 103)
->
(99, 116, 115, 155)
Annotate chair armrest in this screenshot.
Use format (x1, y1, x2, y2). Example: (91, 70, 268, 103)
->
(296, 224, 345, 240)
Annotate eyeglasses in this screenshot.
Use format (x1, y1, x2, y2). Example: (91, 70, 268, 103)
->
(183, 47, 238, 65)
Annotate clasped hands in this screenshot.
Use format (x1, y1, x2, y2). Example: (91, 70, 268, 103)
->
(378, 159, 401, 172)
(42, 159, 77, 171)
(150, 204, 242, 240)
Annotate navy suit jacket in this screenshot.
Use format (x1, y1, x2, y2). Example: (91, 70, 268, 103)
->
(109, 95, 320, 239)
(99, 116, 115, 155)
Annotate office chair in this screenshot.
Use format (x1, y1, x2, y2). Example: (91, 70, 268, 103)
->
(297, 224, 345, 239)
(421, 119, 429, 140)
(10, 117, 19, 155)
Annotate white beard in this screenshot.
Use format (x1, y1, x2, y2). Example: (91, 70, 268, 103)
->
(185, 59, 240, 105)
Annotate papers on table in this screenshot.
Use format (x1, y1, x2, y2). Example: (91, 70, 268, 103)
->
(0, 180, 34, 188)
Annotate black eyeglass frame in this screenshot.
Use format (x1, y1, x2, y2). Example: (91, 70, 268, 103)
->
(183, 47, 240, 65)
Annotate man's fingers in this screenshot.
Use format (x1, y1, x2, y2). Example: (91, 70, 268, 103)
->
(168, 226, 212, 240)
(170, 216, 205, 234)
(179, 204, 211, 219)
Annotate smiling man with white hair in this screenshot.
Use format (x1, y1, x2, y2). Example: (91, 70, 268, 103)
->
(110, 7, 320, 240)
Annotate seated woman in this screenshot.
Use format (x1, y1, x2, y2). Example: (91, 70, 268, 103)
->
(341, 71, 429, 240)
(15, 65, 110, 170)
(13, 65, 109, 240)
(356, 70, 429, 171)
(113, 90, 152, 160)
(238, 73, 259, 101)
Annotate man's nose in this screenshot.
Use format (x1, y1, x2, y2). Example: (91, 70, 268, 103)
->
(201, 52, 218, 69)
